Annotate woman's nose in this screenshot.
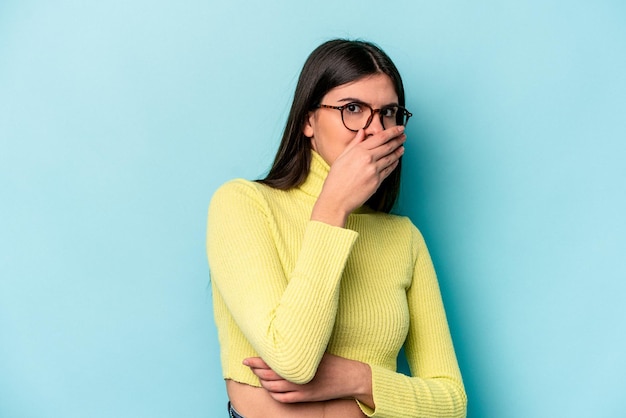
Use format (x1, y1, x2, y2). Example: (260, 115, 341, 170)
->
(364, 111, 384, 136)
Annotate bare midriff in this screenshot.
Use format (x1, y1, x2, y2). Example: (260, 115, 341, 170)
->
(226, 380, 367, 418)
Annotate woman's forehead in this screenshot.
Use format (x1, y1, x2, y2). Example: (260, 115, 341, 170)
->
(323, 74, 398, 104)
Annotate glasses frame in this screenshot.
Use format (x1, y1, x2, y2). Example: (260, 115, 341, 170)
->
(317, 101, 412, 132)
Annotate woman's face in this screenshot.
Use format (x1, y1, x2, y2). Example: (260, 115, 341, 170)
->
(304, 73, 399, 166)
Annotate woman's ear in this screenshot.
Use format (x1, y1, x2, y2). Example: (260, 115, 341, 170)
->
(303, 111, 315, 138)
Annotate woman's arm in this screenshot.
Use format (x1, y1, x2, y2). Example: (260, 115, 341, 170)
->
(244, 353, 374, 406)
(208, 180, 358, 384)
(355, 227, 467, 417)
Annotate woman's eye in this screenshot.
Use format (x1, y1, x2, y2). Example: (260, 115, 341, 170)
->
(345, 103, 363, 113)
(382, 107, 398, 118)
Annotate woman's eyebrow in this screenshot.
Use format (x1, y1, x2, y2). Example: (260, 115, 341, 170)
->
(337, 97, 399, 106)
(337, 97, 364, 103)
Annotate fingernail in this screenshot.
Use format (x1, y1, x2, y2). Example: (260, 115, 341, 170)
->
(242, 359, 249, 366)
(398, 126, 405, 133)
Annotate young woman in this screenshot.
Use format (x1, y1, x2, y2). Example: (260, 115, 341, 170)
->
(207, 39, 467, 418)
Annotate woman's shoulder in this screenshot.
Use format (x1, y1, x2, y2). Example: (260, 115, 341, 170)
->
(361, 211, 422, 242)
(377, 212, 429, 249)
(372, 210, 418, 230)
(209, 178, 268, 212)
(212, 177, 278, 199)
(210, 178, 288, 216)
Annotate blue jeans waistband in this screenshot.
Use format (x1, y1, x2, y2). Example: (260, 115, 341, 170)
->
(228, 402, 245, 418)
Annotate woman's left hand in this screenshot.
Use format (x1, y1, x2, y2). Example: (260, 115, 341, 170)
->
(243, 353, 374, 407)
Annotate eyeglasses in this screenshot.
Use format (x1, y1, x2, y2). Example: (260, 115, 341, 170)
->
(317, 101, 412, 132)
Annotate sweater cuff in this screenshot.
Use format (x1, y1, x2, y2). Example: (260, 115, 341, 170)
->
(293, 220, 359, 280)
(356, 364, 467, 418)
(356, 364, 416, 417)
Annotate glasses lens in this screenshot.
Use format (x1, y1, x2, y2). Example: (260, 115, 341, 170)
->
(380, 106, 401, 129)
(388, 107, 411, 128)
(398, 109, 409, 127)
(342, 103, 372, 131)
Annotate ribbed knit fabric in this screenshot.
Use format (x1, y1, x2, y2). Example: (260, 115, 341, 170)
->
(207, 151, 467, 418)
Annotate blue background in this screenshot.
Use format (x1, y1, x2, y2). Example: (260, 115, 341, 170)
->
(1, 1, 625, 417)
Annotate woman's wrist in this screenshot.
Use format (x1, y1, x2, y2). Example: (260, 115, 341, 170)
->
(351, 360, 375, 409)
(310, 197, 350, 228)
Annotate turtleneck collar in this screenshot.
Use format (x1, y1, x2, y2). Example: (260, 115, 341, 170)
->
(297, 150, 329, 199)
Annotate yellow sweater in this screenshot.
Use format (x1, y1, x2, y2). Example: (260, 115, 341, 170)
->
(207, 151, 467, 418)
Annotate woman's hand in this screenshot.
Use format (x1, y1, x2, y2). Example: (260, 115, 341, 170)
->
(244, 353, 374, 408)
(311, 126, 406, 227)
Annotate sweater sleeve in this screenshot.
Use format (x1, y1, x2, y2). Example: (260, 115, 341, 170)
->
(207, 180, 358, 384)
(358, 226, 467, 418)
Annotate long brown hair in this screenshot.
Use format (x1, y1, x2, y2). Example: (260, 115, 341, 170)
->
(258, 39, 405, 213)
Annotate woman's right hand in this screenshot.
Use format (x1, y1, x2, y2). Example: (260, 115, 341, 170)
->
(311, 126, 406, 227)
